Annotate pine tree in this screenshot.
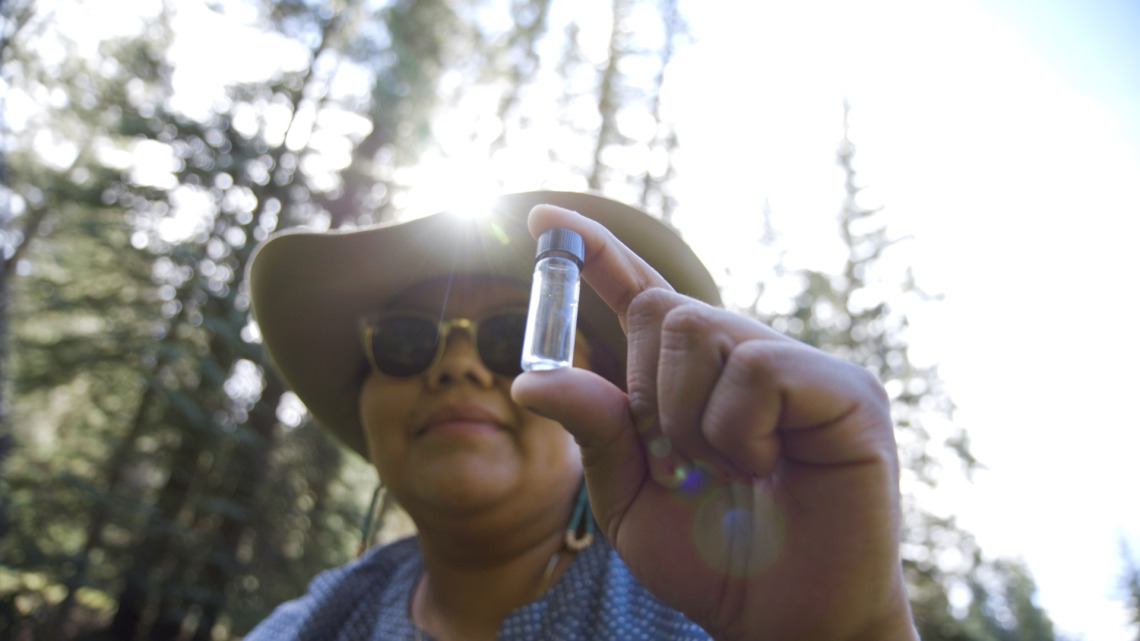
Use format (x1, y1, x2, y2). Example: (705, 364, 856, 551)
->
(741, 102, 1058, 640)
(1122, 540, 1140, 641)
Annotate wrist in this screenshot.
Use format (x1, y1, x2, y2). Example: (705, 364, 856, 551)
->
(707, 578, 919, 641)
(707, 601, 918, 641)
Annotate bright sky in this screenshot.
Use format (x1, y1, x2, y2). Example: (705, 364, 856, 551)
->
(13, 0, 1140, 638)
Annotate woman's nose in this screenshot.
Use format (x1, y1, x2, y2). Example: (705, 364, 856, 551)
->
(426, 331, 495, 388)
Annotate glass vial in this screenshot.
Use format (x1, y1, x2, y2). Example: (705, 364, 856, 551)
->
(521, 228, 585, 371)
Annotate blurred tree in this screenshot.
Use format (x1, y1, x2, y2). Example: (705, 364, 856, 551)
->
(0, 0, 40, 546)
(1123, 540, 1140, 641)
(0, 0, 442, 637)
(2, 0, 688, 638)
(962, 557, 1056, 641)
(2, 4, 177, 638)
(740, 102, 1057, 640)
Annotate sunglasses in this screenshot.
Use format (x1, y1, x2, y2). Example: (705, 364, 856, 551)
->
(361, 311, 529, 378)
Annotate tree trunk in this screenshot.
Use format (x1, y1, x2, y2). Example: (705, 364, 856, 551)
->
(190, 373, 284, 641)
(48, 380, 158, 641)
(105, 431, 199, 640)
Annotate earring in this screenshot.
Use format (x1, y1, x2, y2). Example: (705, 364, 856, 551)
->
(358, 480, 389, 556)
(564, 481, 595, 552)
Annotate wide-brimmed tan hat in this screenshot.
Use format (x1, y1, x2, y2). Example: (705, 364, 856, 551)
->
(248, 191, 721, 458)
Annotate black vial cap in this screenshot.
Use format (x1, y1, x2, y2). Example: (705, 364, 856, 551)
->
(535, 228, 585, 265)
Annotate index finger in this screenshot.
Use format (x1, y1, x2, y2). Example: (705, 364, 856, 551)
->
(528, 204, 675, 329)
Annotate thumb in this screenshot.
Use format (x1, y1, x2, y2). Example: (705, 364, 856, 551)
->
(511, 368, 647, 523)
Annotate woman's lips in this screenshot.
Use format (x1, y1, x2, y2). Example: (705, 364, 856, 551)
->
(418, 404, 507, 438)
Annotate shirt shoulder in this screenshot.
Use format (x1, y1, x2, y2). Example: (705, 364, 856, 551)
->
(500, 539, 712, 641)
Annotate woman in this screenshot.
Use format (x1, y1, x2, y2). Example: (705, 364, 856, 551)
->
(245, 191, 918, 640)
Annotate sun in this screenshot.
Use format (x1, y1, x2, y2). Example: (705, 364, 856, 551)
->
(394, 152, 505, 222)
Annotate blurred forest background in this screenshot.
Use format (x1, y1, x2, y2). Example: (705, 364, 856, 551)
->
(1, 0, 1138, 640)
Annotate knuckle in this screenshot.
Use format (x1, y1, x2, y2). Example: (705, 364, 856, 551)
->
(828, 354, 889, 404)
(724, 339, 778, 381)
(661, 300, 712, 331)
(852, 363, 891, 412)
(626, 287, 675, 326)
(626, 375, 656, 419)
(660, 301, 713, 341)
(660, 300, 731, 361)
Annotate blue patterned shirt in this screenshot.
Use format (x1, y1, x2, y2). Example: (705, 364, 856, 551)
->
(243, 536, 711, 640)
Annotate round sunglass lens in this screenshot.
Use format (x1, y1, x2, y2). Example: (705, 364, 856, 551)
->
(372, 316, 439, 377)
(478, 314, 527, 377)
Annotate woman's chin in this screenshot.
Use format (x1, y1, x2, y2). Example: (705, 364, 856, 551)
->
(410, 458, 519, 513)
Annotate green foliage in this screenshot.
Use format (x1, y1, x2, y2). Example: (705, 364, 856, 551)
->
(1122, 540, 1140, 641)
(0, 1, 406, 637)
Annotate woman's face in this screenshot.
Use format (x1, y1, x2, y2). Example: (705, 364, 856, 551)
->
(358, 276, 587, 533)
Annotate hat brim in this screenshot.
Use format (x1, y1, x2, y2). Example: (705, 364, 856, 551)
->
(248, 191, 721, 458)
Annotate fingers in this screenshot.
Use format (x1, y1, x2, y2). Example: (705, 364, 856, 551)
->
(634, 290, 741, 485)
(719, 342, 895, 468)
(638, 292, 895, 480)
(706, 339, 897, 479)
(510, 367, 647, 526)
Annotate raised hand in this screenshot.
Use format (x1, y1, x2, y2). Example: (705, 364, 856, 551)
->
(512, 205, 918, 641)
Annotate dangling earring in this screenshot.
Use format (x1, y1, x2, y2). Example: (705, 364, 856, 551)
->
(564, 481, 595, 552)
(534, 481, 596, 599)
(358, 480, 389, 557)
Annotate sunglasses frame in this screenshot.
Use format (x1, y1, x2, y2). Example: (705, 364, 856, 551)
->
(360, 309, 530, 379)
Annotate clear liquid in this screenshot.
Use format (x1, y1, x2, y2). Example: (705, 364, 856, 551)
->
(521, 256, 581, 371)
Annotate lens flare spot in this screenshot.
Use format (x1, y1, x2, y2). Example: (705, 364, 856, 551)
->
(691, 483, 783, 578)
(672, 462, 689, 484)
(677, 463, 709, 493)
(722, 508, 756, 541)
(485, 219, 511, 246)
